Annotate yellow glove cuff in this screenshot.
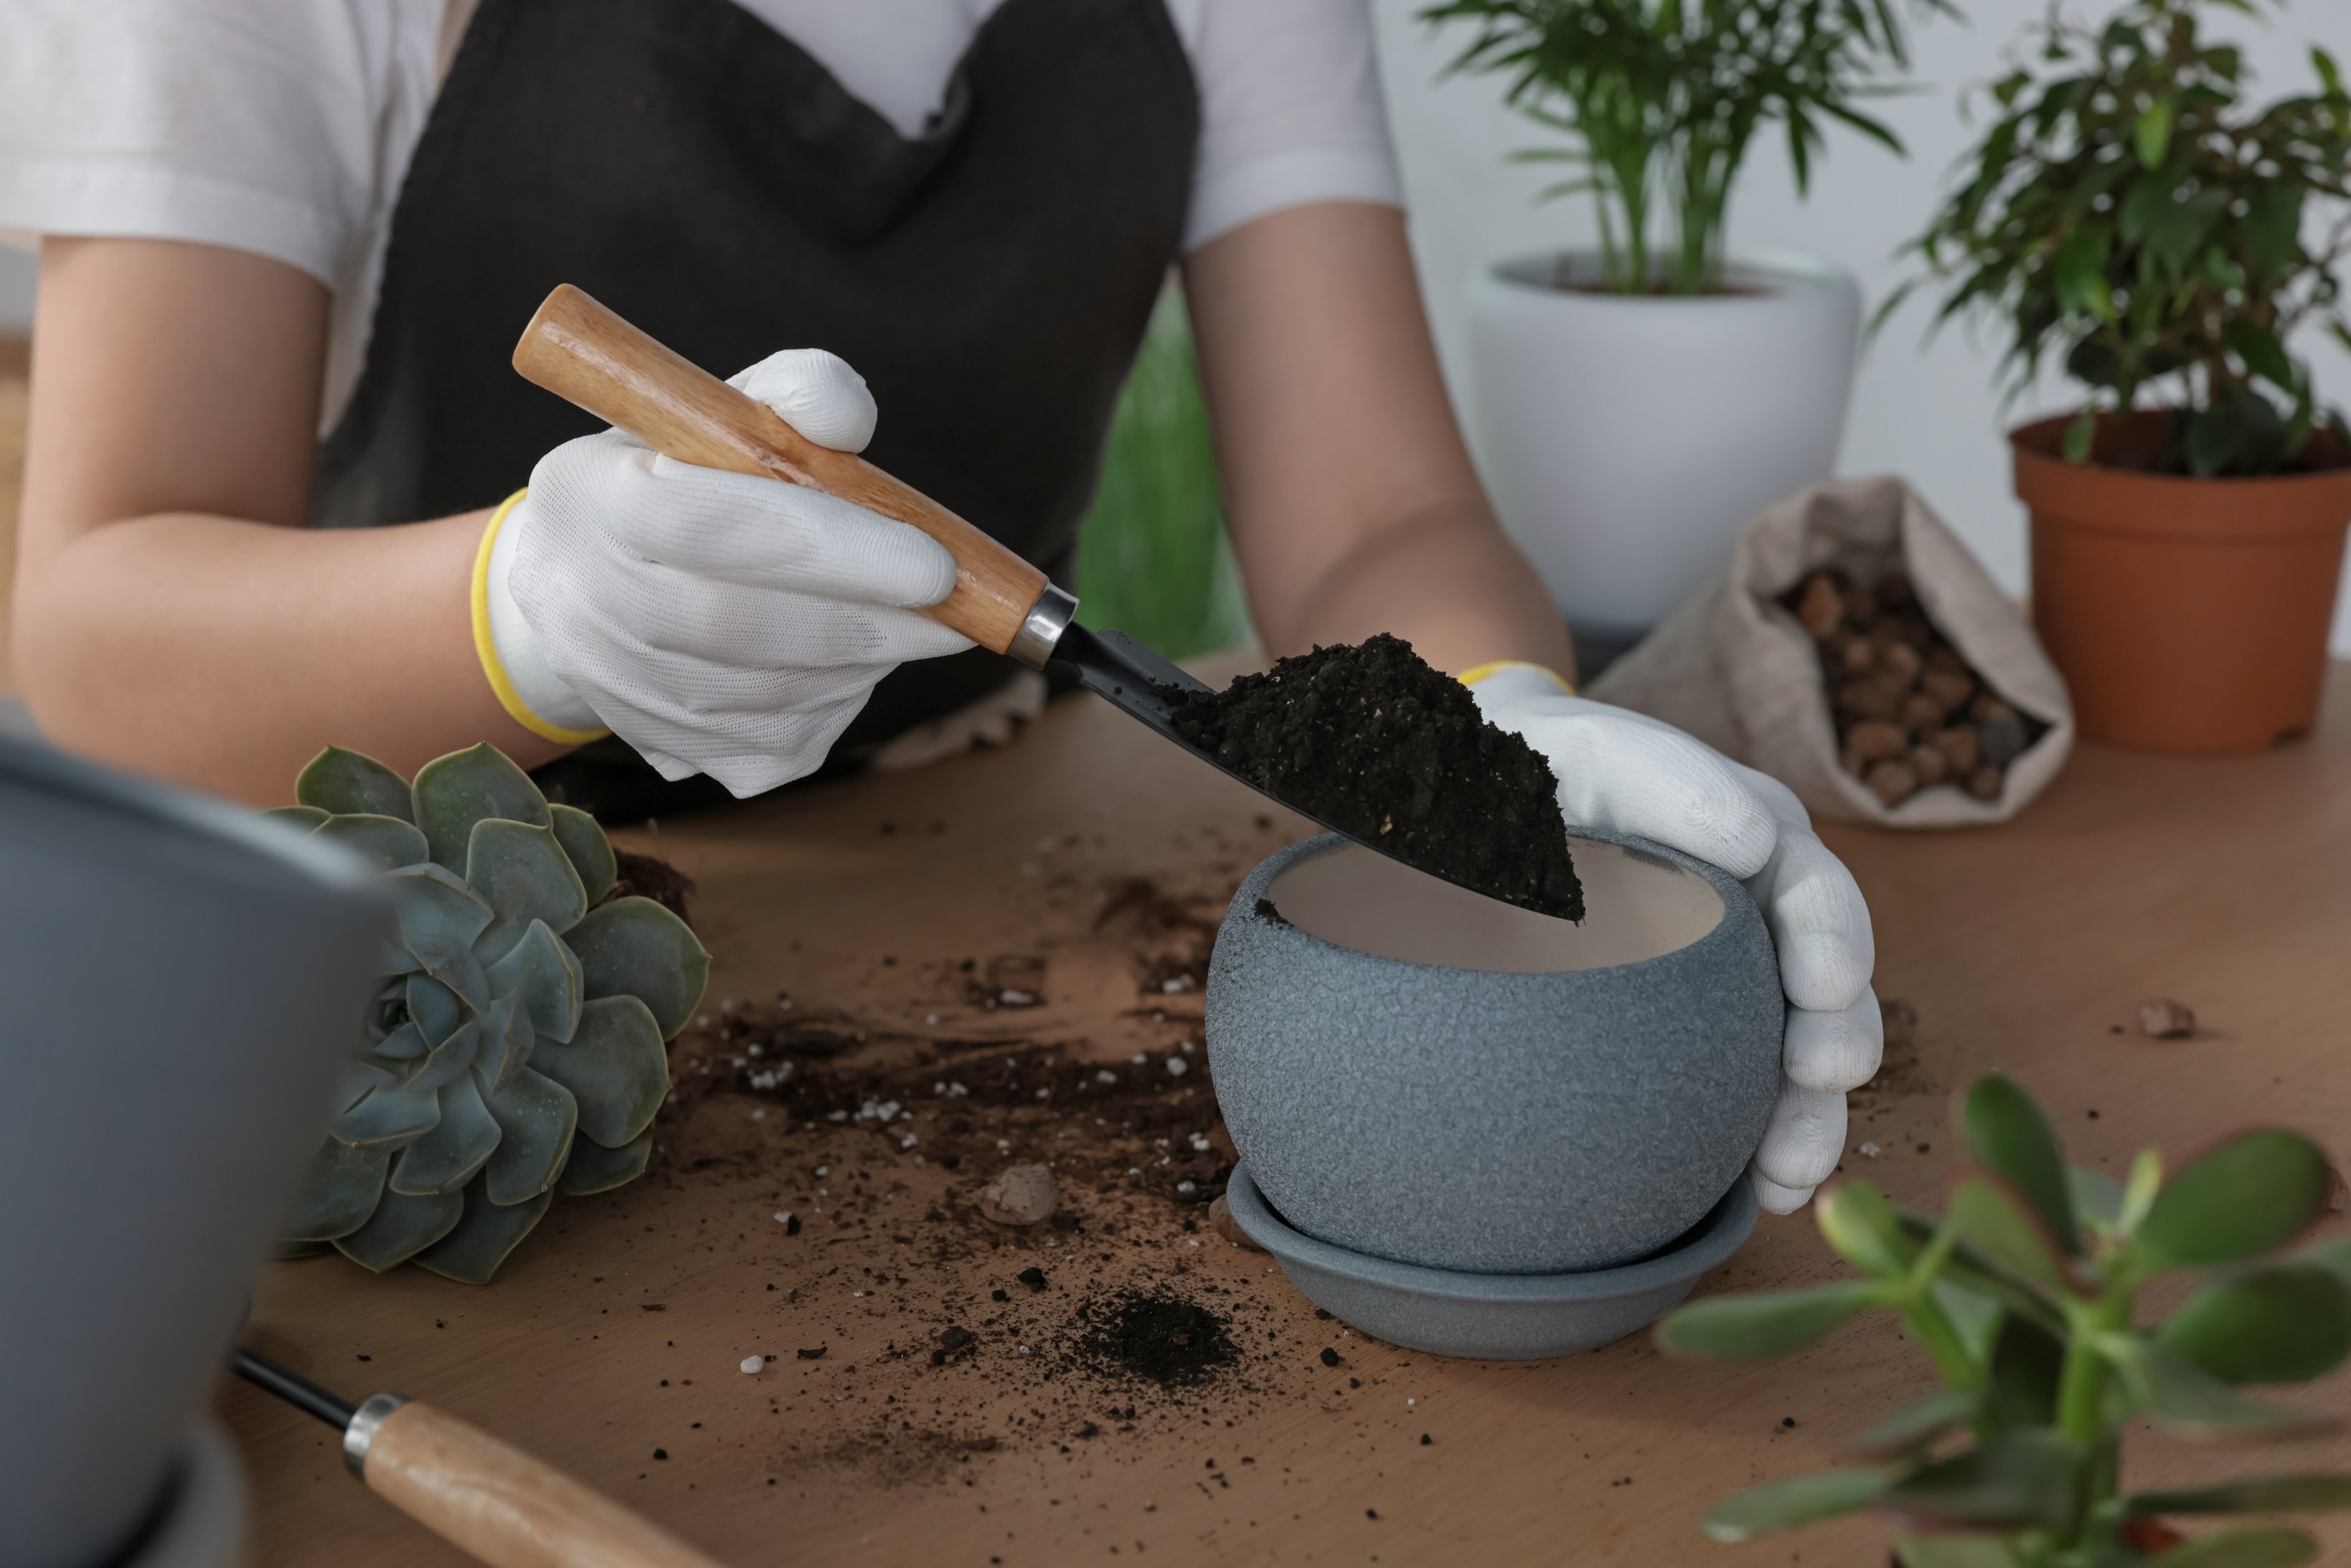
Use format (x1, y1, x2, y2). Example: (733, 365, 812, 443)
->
(471, 489, 611, 746)
(1457, 660, 1576, 696)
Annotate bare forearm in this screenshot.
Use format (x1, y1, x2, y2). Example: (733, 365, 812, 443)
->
(13, 508, 557, 803)
(1253, 499, 1574, 681)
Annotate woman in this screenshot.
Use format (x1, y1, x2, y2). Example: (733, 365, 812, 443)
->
(1, 0, 1877, 1211)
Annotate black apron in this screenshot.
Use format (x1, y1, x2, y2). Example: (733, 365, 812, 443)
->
(313, 0, 1198, 819)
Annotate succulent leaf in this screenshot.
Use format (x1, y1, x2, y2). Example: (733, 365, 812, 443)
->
(482, 1066, 579, 1205)
(406, 974, 463, 1048)
(415, 934, 490, 1016)
(374, 1021, 430, 1061)
(413, 1181, 554, 1286)
(263, 805, 330, 830)
(336, 1059, 405, 1111)
(297, 746, 415, 822)
(333, 1185, 464, 1272)
(2136, 1131, 2332, 1272)
(282, 1139, 391, 1242)
(410, 1019, 483, 1093)
(413, 743, 550, 869)
(531, 995, 669, 1148)
(331, 1080, 441, 1148)
(565, 897, 710, 1039)
(473, 993, 534, 1096)
(466, 819, 587, 965)
(484, 920, 583, 1045)
(312, 813, 430, 871)
(2157, 1263, 2351, 1385)
(387, 864, 494, 955)
(558, 1129, 654, 1195)
(550, 803, 618, 904)
(387, 1072, 501, 1195)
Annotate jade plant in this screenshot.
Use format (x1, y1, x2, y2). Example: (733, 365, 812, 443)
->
(1883, 0, 2351, 476)
(262, 745, 708, 1285)
(1659, 1072, 2351, 1566)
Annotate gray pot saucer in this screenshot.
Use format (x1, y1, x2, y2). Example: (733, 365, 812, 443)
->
(1222, 1162, 1757, 1361)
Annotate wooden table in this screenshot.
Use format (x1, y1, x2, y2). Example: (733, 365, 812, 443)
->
(227, 664, 2351, 1567)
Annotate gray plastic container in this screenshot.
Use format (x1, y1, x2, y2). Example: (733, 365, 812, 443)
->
(0, 737, 388, 1568)
(1206, 831, 1782, 1276)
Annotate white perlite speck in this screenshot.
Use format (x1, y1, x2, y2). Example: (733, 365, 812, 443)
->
(1166, 1057, 1188, 1077)
(773, 1211, 793, 1224)
(1860, 1141, 1883, 1158)
(740, 1356, 763, 1375)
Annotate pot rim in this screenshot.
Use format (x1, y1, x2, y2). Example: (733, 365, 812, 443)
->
(1225, 1162, 1758, 1298)
(2012, 412, 2351, 541)
(1235, 828, 1751, 985)
(1480, 245, 1854, 304)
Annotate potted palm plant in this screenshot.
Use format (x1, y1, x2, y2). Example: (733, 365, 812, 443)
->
(1426, 0, 1951, 651)
(1885, 0, 2351, 752)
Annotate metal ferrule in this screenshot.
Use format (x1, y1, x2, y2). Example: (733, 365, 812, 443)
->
(342, 1392, 411, 1478)
(1007, 584, 1078, 669)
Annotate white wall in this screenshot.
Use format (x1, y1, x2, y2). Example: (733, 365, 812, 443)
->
(1370, 0, 2351, 652)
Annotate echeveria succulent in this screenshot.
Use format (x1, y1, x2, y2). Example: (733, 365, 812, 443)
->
(265, 744, 708, 1283)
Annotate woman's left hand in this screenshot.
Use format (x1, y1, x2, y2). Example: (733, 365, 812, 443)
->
(1469, 665, 1881, 1214)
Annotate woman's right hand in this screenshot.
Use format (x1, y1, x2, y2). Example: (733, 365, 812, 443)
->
(485, 349, 973, 797)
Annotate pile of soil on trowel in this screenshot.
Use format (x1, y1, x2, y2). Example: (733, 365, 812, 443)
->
(1160, 633, 1583, 921)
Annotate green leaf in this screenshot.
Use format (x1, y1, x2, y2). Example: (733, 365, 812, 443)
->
(296, 746, 413, 822)
(2158, 1264, 2351, 1384)
(484, 920, 583, 1046)
(1950, 1180, 2073, 1295)
(2136, 98, 2175, 168)
(282, 1139, 390, 1242)
(2301, 1237, 2351, 1283)
(412, 742, 549, 870)
(385, 864, 494, 960)
(2106, 1336, 2341, 1442)
(1850, 1390, 1980, 1458)
(2055, 227, 2115, 320)
(1656, 1281, 1888, 1359)
(2245, 184, 2307, 284)
(406, 973, 463, 1049)
(332, 1184, 464, 1272)
(550, 804, 618, 905)
(529, 994, 670, 1148)
(1701, 1468, 1889, 1542)
(1880, 1430, 2080, 1531)
(2313, 47, 2344, 99)
(413, 1181, 554, 1286)
(2224, 322, 2299, 395)
(313, 813, 430, 872)
(2136, 1130, 2332, 1271)
(2130, 1475, 2351, 1516)
(261, 805, 330, 831)
(481, 1065, 578, 1206)
(2063, 409, 2099, 463)
(1985, 1313, 2067, 1430)
(1817, 1180, 1914, 1279)
(387, 1072, 502, 1196)
(330, 1080, 440, 1150)
(564, 897, 710, 1040)
(557, 1128, 654, 1196)
(2071, 1166, 2125, 1234)
(407, 1017, 481, 1092)
(2147, 1529, 2318, 1568)
(470, 991, 534, 1096)
(465, 819, 588, 967)
(2122, 1148, 2164, 1233)
(1964, 1075, 2079, 1254)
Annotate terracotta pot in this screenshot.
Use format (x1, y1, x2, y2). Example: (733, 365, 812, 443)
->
(2013, 412, 2351, 752)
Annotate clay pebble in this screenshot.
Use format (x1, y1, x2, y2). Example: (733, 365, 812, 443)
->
(2136, 998, 2196, 1039)
(976, 1163, 1061, 1226)
(1207, 1193, 1264, 1252)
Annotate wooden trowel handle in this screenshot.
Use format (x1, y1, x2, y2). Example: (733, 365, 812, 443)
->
(359, 1397, 725, 1568)
(512, 283, 1052, 658)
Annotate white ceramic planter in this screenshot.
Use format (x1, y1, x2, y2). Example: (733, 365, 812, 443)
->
(1465, 249, 1862, 639)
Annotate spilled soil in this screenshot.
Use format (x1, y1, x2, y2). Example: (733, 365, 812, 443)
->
(1159, 633, 1583, 920)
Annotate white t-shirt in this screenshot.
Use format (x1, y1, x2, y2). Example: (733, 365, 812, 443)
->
(0, 0, 1401, 426)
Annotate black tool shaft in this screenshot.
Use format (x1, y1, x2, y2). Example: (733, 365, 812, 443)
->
(232, 1346, 357, 1430)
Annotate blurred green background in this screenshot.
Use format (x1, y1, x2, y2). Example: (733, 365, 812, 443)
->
(1073, 285, 1252, 661)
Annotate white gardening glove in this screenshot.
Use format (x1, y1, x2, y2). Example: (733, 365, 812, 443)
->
(1467, 663, 1880, 1215)
(474, 349, 971, 797)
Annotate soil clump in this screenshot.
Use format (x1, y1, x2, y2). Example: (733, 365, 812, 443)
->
(1159, 634, 1583, 920)
(1070, 1290, 1239, 1387)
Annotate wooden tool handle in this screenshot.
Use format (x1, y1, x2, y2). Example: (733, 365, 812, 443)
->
(512, 283, 1050, 656)
(363, 1399, 725, 1568)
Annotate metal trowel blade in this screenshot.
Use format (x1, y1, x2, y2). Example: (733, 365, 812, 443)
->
(1047, 622, 1382, 859)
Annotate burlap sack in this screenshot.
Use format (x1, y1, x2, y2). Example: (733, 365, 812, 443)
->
(1586, 476, 2073, 827)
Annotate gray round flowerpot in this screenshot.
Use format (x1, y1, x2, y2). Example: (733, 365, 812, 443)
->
(1206, 831, 1782, 1277)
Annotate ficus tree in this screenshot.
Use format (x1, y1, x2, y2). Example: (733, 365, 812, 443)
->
(1883, 0, 2351, 477)
(1658, 1072, 2351, 1567)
